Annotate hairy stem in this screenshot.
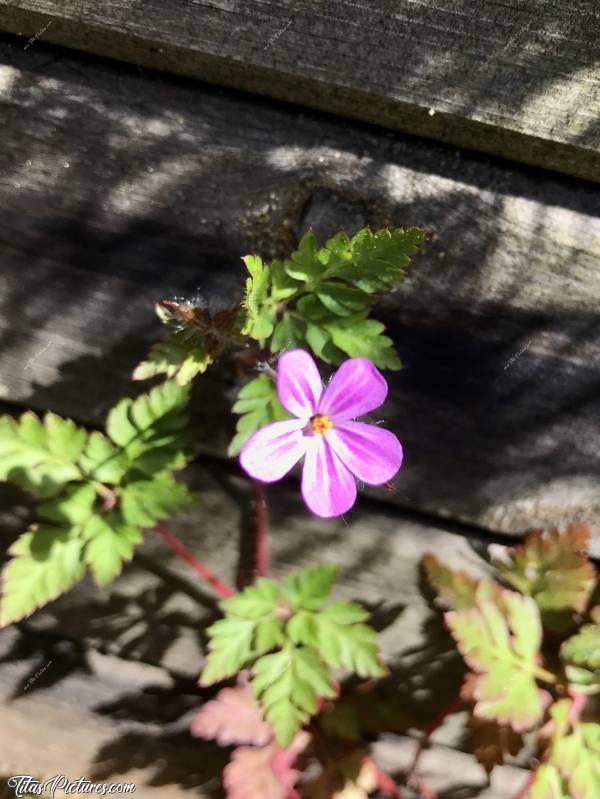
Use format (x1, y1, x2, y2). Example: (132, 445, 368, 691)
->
(254, 480, 269, 578)
(155, 522, 235, 599)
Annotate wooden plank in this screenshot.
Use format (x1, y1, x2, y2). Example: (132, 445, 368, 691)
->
(1, 38, 600, 543)
(0, 1, 598, 180)
(0, 629, 528, 798)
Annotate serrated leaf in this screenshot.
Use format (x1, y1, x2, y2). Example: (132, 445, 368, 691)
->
(191, 680, 272, 746)
(83, 513, 142, 587)
(133, 334, 212, 385)
(423, 553, 480, 610)
(337, 227, 426, 292)
(316, 282, 375, 317)
(284, 232, 322, 282)
(552, 722, 600, 799)
(242, 255, 276, 342)
(228, 374, 288, 457)
(304, 322, 346, 364)
(283, 564, 338, 611)
(315, 603, 386, 678)
(271, 258, 301, 301)
(200, 616, 257, 685)
(0, 526, 85, 625)
(106, 381, 189, 477)
(323, 315, 402, 370)
(445, 585, 548, 730)
(221, 578, 281, 619)
(270, 314, 306, 353)
(223, 733, 309, 799)
(561, 625, 600, 693)
(120, 475, 195, 527)
(37, 483, 97, 525)
(493, 524, 596, 613)
(78, 431, 129, 484)
(531, 764, 570, 799)
(253, 645, 336, 746)
(0, 412, 85, 497)
(467, 715, 525, 774)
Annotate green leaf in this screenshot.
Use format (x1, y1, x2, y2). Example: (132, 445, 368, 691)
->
(323, 315, 402, 370)
(120, 475, 195, 527)
(221, 578, 281, 619)
(316, 282, 375, 317)
(133, 334, 212, 385)
(552, 721, 600, 799)
(315, 602, 386, 678)
(271, 258, 301, 301)
(242, 255, 276, 342)
(200, 616, 257, 685)
(561, 625, 600, 693)
(78, 431, 129, 484)
(83, 514, 142, 586)
(284, 232, 322, 282)
(228, 374, 288, 457)
(338, 227, 426, 292)
(304, 322, 346, 364)
(252, 645, 336, 746)
(445, 585, 548, 731)
(531, 765, 569, 799)
(270, 314, 306, 353)
(0, 412, 85, 497)
(37, 483, 97, 525)
(493, 524, 596, 613)
(283, 564, 338, 611)
(296, 294, 330, 322)
(106, 381, 189, 477)
(0, 525, 85, 625)
(423, 553, 481, 610)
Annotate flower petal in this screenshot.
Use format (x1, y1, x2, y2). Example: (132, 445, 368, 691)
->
(327, 421, 403, 485)
(319, 358, 388, 421)
(240, 419, 306, 482)
(301, 435, 357, 518)
(277, 349, 323, 418)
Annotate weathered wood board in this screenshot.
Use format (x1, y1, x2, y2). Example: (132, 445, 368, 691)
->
(0, 1, 598, 180)
(0, 626, 528, 798)
(0, 38, 600, 543)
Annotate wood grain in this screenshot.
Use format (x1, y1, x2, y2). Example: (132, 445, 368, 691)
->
(0, 38, 600, 542)
(0, 0, 598, 180)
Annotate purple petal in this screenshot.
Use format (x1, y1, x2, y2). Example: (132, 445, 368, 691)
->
(240, 419, 306, 482)
(327, 421, 403, 485)
(276, 349, 323, 419)
(301, 436, 357, 518)
(319, 358, 388, 421)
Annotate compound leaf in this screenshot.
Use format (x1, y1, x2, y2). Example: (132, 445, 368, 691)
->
(242, 255, 276, 342)
(83, 514, 142, 587)
(561, 625, 600, 693)
(552, 721, 600, 799)
(191, 680, 272, 746)
(467, 715, 525, 774)
(0, 412, 85, 497)
(323, 315, 402, 370)
(229, 374, 288, 457)
(0, 525, 85, 625)
(531, 765, 569, 799)
(37, 483, 97, 525)
(446, 585, 548, 730)
(120, 475, 195, 527)
(200, 616, 257, 686)
(133, 334, 211, 385)
(283, 564, 338, 611)
(78, 431, 129, 485)
(314, 601, 386, 678)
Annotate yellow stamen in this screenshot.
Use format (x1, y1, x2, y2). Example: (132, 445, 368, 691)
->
(310, 414, 333, 435)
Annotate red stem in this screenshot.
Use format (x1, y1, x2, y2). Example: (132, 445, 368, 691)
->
(155, 522, 235, 598)
(254, 480, 269, 578)
(408, 694, 464, 777)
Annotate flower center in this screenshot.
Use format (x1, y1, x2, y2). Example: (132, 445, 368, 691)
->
(309, 413, 332, 436)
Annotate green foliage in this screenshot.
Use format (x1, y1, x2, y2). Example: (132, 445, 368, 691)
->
(228, 374, 288, 457)
(0, 380, 194, 625)
(242, 227, 425, 369)
(199, 565, 384, 747)
(427, 524, 600, 793)
(446, 586, 548, 731)
(133, 336, 211, 385)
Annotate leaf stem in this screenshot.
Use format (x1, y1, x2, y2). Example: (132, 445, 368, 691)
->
(254, 480, 269, 578)
(534, 665, 557, 684)
(407, 694, 463, 780)
(154, 522, 235, 598)
(511, 763, 538, 799)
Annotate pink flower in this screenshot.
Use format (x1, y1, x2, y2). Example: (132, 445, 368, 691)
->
(239, 350, 403, 518)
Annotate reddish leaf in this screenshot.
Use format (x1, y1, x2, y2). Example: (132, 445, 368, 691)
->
(493, 524, 596, 613)
(191, 681, 271, 746)
(224, 732, 309, 799)
(423, 553, 479, 610)
(467, 714, 525, 774)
